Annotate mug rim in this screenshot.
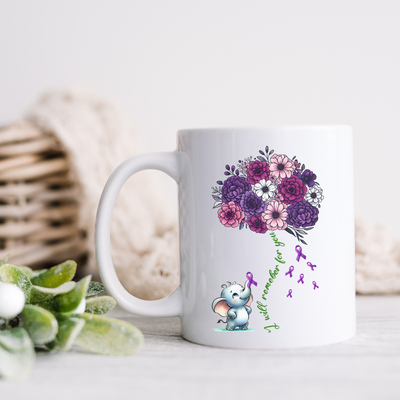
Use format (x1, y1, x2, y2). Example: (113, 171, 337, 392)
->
(177, 125, 352, 135)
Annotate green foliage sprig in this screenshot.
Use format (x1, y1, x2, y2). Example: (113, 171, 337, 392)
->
(0, 255, 143, 380)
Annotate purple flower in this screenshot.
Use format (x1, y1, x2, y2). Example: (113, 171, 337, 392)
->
(277, 176, 307, 205)
(301, 169, 317, 187)
(246, 160, 270, 184)
(221, 176, 252, 205)
(287, 200, 319, 228)
(240, 190, 266, 217)
(247, 215, 268, 234)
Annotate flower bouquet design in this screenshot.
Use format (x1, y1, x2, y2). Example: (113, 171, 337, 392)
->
(211, 146, 324, 244)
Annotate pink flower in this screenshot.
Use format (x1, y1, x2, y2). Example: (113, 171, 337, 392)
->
(262, 200, 288, 230)
(246, 160, 270, 184)
(275, 192, 285, 202)
(278, 176, 307, 205)
(269, 174, 279, 183)
(242, 163, 250, 171)
(247, 215, 268, 234)
(270, 154, 295, 181)
(218, 202, 245, 228)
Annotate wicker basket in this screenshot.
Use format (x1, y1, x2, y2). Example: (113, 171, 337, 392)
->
(0, 123, 87, 268)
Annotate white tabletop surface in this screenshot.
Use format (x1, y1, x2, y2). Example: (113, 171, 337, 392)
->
(2, 295, 400, 400)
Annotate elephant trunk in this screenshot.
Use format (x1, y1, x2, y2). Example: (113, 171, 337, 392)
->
(241, 281, 251, 299)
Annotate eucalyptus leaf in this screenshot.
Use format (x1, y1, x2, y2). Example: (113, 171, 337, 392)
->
(0, 254, 10, 267)
(19, 305, 58, 345)
(57, 317, 85, 351)
(44, 340, 58, 351)
(30, 260, 77, 288)
(74, 313, 143, 356)
(0, 328, 35, 380)
(30, 269, 48, 279)
(0, 264, 32, 302)
(40, 275, 91, 313)
(85, 296, 116, 315)
(14, 266, 33, 278)
(30, 282, 76, 304)
(86, 281, 106, 298)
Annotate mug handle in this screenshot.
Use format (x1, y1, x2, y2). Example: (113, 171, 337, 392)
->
(95, 151, 183, 317)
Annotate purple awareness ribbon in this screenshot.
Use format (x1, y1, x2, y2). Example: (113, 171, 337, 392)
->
(285, 266, 294, 278)
(312, 281, 319, 290)
(246, 272, 258, 288)
(295, 245, 306, 262)
(287, 289, 292, 298)
(307, 262, 317, 271)
(297, 274, 304, 284)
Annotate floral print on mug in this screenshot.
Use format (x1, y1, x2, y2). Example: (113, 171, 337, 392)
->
(211, 145, 324, 245)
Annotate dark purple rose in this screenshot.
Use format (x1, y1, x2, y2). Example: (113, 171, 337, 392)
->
(301, 169, 317, 187)
(247, 215, 268, 233)
(287, 200, 319, 228)
(240, 190, 266, 217)
(246, 160, 270, 184)
(221, 176, 252, 205)
(278, 176, 307, 205)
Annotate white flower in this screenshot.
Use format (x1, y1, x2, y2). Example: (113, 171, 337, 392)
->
(253, 179, 277, 201)
(305, 186, 324, 206)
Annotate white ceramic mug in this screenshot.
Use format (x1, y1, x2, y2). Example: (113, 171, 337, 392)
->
(95, 126, 356, 348)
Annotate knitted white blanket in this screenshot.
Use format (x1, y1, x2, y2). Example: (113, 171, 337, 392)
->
(355, 218, 400, 294)
(26, 90, 179, 300)
(26, 90, 400, 296)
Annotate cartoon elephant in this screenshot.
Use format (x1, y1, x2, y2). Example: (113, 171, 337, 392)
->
(212, 280, 253, 330)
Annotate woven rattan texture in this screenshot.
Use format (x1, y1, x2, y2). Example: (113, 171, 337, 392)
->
(0, 123, 86, 268)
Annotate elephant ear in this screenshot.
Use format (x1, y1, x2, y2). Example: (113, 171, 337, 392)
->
(212, 298, 230, 317)
(245, 295, 253, 307)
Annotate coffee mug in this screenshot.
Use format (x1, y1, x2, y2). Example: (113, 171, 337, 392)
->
(95, 126, 356, 348)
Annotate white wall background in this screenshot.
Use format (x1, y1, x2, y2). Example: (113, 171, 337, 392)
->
(0, 0, 399, 234)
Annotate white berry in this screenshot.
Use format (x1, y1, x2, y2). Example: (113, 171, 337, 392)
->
(0, 283, 26, 319)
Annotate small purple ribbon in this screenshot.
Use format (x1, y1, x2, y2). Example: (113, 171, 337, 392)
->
(297, 274, 304, 284)
(295, 245, 306, 262)
(246, 272, 258, 288)
(307, 262, 317, 271)
(285, 266, 294, 278)
(287, 289, 292, 298)
(312, 281, 319, 290)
